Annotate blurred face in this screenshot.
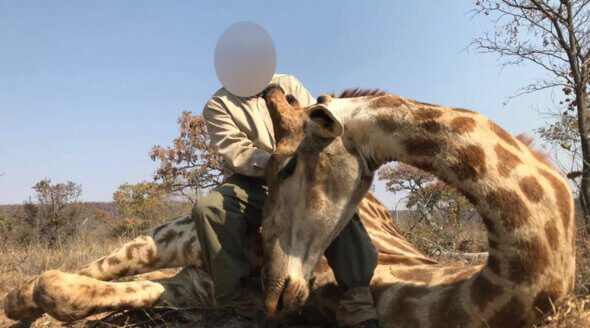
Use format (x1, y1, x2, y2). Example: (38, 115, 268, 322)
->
(261, 103, 373, 315)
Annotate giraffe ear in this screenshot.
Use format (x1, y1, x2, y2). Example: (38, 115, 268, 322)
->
(307, 104, 343, 138)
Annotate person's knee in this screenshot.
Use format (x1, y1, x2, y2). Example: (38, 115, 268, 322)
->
(191, 193, 222, 226)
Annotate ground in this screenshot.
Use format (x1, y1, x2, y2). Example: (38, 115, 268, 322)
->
(0, 207, 588, 327)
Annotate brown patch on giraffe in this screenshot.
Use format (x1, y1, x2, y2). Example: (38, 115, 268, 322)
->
(486, 188, 530, 232)
(470, 274, 503, 310)
(450, 116, 476, 134)
(519, 176, 544, 202)
(413, 107, 443, 121)
(538, 169, 572, 236)
(411, 160, 436, 173)
(544, 220, 559, 252)
(182, 236, 197, 262)
(452, 144, 486, 181)
(452, 107, 476, 114)
(420, 120, 442, 133)
(388, 285, 429, 327)
(100, 286, 116, 297)
(370, 95, 403, 109)
(393, 268, 434, 284)
(125, 242, 145, 260)
(175, 216, 194, 225)
(488, 238, 499, 250)
(508, 236, 550, 284)
(403, 137, 442, 156)
(495, 144, 522, 177)
(429, 283, 471, 328)
(124, 286, 136, 293)
(156, 229, 178, 248)
(489, 121, 520, 150)
(487, 254, 501, 276)
(106, 256, 121, 266)
(152, 223, 169, 238)
(487, 296, 528, 328)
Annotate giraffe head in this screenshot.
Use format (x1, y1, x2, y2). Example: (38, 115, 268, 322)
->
(261, 89, 381, 315)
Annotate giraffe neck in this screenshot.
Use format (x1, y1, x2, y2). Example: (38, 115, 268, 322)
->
(337, 95, 575, 323)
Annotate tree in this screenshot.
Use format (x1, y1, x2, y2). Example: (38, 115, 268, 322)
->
(150, 111, 223, 202)
(473, 0, 590, 230)
(378, 164, 475, 230)
(113, 181, 165, 221)
(30, 178, 82, 245)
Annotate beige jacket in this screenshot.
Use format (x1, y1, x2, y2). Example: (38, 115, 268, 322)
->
(203, 74, 315, 179)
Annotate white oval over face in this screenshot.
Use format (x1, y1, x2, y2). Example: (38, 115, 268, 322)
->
(214, 21, 276, 97)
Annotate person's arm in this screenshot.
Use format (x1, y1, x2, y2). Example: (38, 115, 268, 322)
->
(203, 98, 270, 178)
(284, 75, 315, 107)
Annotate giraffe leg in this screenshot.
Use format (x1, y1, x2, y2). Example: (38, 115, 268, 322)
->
(30, 266, 214, 322)
(4, 215, 202, 321)
(75, 215, 200, 280)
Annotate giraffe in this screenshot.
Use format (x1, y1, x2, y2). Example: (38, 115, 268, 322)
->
(260, 86, 576, 328)
(3, 89, 432, 326)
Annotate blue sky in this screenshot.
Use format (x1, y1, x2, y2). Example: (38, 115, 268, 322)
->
(1, 1, 555, 206)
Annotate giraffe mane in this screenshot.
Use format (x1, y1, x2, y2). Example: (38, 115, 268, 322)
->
(515, 133, 553, 167)
(331, 88, 387, 98)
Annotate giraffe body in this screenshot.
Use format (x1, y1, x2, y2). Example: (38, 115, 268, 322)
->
(4, 89, 575, 328)
(261, 89, 576, 327)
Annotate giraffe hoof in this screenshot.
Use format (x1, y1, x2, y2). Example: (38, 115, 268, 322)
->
(4, 277, 44, 320)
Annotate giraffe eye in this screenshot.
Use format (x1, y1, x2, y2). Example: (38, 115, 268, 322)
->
(279, 156, 297, 180)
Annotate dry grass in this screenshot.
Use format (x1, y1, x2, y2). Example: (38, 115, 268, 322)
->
(0, 220, 588, 327)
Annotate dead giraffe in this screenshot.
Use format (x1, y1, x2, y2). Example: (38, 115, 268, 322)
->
(3, 90, 432, 326)
(260, 87, 576, 328)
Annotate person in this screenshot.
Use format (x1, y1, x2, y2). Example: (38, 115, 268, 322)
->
(193, 73, 380, 327)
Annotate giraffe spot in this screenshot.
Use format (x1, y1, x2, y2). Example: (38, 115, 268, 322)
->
(152, 223, 169, 238)
(488, 238, 499, 250)
(508, 236, 550, 284)
(100, 286, 116, 297)
(125, 242, 146, 260)
(393, 268, 434, 284)
(413, 107, 443, 121)
(388, 285, 429, 327)
(450, 116, 476, 133)
(487, 296, 528, 328)
(411, 160, 436, 173)
(452, 107, 476, 114)
(470, 274, 503, 310)
(544, 220, 559, 251)
(124, 287, 135, 293)
(487, 254, 501, 275)
(538, 169, 572, 237)
(156, 229, 178, 248)
(489, 121, 520, 150)
(421, 120, 442, 133)
(106, 257, 121, 266)
(482, 216, 496, 234)
(182, 236, 197, 262)
(403, 137, 442, 156)
(452, 144, 486, 181)
(370, 95, 403, 109)
(486, 188, 530, 232)
(519, 176, 544, 202)
(495, 144, 522, 177)
(429, 282, 471, 328)
(175, 216, 194, 225)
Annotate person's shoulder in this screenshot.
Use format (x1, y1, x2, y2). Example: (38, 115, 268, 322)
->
(205, 87, 234, 108)
(272, 74, 303, 90)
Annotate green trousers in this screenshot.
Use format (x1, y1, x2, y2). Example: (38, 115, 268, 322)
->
(193, 175, 378, 323)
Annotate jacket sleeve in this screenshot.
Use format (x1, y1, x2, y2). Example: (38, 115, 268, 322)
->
(203, 98, 270, 178)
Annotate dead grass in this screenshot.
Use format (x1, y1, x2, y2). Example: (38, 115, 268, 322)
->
(0, 220, 588, 327)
